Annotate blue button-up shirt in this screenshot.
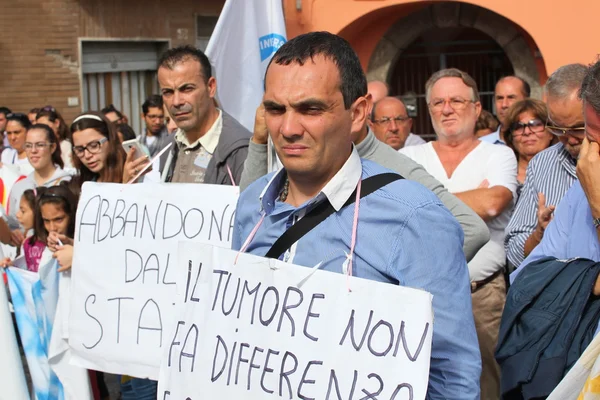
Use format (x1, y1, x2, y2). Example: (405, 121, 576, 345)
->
(511, 181, 600, 336)
(233, 149, 481, 399)
(512, 181, 600, 279)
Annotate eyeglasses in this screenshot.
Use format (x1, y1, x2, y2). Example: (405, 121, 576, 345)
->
(510, 119, 546, 136)
(428, 98, 475, 113)
(24, 142, 51, 151)
(545, 120, 586, 137)
(145, 114, 164, 120)
(73, 137, 108, 157)
(372, 116, 410, 125)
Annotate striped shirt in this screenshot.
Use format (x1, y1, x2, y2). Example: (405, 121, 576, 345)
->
(504, 142, 577, 268)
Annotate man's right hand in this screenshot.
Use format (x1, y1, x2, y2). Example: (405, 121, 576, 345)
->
(252, 104, 268, 145)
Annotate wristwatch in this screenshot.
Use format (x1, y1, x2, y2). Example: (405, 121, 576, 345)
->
(594, 217, 600, 229)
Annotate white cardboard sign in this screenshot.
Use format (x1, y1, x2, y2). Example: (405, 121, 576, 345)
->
(69, 182, 239, 380)
(159, 242, 433, 399)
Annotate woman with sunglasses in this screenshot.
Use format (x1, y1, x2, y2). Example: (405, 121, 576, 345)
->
(503, 99, 556, 201)
(1, 113, 34, 175)
(6, 124, 72, 245)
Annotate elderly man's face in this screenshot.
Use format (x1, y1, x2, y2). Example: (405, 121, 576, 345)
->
(263, 55, 367, 183)
(428, 77, 481, 141)
(369, 97, 412, 150)
(584, 101, 600, 145)
(546, 90, 585, 159)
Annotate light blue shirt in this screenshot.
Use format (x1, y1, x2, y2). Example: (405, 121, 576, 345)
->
(479, 126, 505, 145)
(233, 148, 481, 399)
(512, 181, 600, 281)
(511, 181, 600, 335)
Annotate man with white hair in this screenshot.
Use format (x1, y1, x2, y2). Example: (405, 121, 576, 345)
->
(401, 68, 517, 400)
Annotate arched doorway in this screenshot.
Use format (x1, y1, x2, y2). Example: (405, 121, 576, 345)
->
(390, 27, 514, 139)
(366, 2, 544, 140)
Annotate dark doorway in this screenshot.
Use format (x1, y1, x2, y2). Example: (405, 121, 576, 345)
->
(390, 27, 514, 140)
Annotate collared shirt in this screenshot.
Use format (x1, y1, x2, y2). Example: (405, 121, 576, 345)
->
(174, 109, 222, 153)
(404, 132, 426, 147)
(479, 125, 505, 145)
(512, 181, 600, 280)
(233, 148, 482, 399)
(511, 181, 600, 339)
(172, 109, 223, 183)
(504, 142, 578, 268)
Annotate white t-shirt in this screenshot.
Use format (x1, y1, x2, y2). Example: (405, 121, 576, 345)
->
(1, 148, 34, 175)
(400, 141, 517, 282)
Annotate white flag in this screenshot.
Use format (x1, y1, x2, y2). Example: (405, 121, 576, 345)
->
(206, 0, 287, 132)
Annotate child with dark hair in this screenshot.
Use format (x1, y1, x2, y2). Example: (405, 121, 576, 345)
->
(1, 187, 48, 272)
(21, 189, 47, 272)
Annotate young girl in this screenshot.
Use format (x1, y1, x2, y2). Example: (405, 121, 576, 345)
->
(18, 189, 47, 272)
(36, 184, 77, 272)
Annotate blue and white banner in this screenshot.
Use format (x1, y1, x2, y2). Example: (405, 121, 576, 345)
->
(7, 260, 63, 400)
(206, 0, 287, 132)
(7, 257, 92, 400)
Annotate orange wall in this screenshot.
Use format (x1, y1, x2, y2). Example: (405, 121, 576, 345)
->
(283, 0, 598, 79)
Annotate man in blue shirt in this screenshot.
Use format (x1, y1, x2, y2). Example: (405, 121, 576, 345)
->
(512, 60, 600, 298)
(232, 31, 481, 399)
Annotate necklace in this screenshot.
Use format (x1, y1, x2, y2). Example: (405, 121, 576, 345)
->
(279, 177, 289, 202)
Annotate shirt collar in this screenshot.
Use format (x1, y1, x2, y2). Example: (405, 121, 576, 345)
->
(259, 146, 362, 213)
(174, 109, 223, 153)
(557, 143, 578, 177)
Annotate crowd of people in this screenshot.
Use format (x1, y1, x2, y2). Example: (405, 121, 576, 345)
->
(1, 30, 599, 400)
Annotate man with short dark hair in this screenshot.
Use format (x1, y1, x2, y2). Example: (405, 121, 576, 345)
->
(481, 76, 530, 144)
(505, 64, 587, 270)
(234, 31, 481, 399)
(100, 104, 127, 125)
(157, 45, 251, 184)
(140, 94, 170, 157)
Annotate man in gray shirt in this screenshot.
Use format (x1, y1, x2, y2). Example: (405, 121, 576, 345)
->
(240, 104, 490, 261)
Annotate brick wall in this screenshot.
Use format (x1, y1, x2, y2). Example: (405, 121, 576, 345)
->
(0, 0, 224, 124)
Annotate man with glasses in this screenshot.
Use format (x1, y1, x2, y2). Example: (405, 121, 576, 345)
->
(508, 60, 600, 364)
(401, 68, 517, 400)
(368, 96, 424, 150)
(505, 64, 587, 270)
(139, 95, 171, 157)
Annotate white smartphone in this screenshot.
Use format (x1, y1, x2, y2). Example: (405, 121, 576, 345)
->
(122, 138, 150, 159)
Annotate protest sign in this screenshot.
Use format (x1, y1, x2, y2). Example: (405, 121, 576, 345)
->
(69, 182, 239, 380)
(159, 243, 433, 400)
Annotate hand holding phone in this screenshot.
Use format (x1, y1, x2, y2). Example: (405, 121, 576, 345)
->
(122, 139, 150, 160)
